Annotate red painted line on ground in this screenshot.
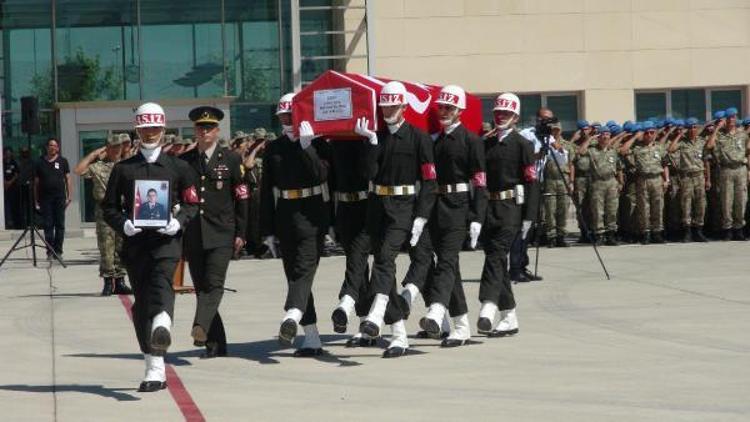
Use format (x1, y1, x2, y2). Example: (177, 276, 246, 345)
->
(118, 294, 206, 422)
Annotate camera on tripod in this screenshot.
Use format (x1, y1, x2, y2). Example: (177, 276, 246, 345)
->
(535, 116, 560, 139)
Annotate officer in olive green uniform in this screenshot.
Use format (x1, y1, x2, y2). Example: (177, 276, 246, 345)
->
(707, 108, 750, 240)
(571, 120, 594, 242)
(75, 133, 132, 296)
(621, 121, 668, 244)
(668, 118, 709, 242)
(543, 122, 575, 247)
(580, 126, 622, 245)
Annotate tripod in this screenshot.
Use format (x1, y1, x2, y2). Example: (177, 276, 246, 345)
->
(0, 134, 67, 269)
(532, 132, 610, 280)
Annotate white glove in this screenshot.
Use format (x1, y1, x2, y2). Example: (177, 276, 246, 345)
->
(354, 117, 377, 145)
(263, 235, 279, 258)
(299, 121, 315, 149)
(469, 222, 482, 249)
(521, 220, 532, 240)
(409, 217, 428, 247)
(157, 217, 181, 236)
(123, 220, 142, 237)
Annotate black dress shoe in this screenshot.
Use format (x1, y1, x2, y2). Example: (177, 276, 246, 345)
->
(138, 381, 167, 392)
(382, 347, 408, 358)
(418, 317, 441, 339)
(522, 269, 543, 281)
(331, 308, 348, 334)
(345, 337, 378, 348)
(441, 338, 468, 348)
(201, 342, 227, 359)
(278, 319, 297, 347)
(488, 328, 519, 338)
(476, 317, 493, 334)
(359, 320, 380, 338)
(293, 347, 324, 357)
(150, 327, 171, 356)
(415, 330, 448, 339)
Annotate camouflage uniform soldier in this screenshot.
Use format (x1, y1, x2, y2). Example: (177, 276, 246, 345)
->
(74, 134, 132, 296)
(668, 118, 709, 242)
(618, 126, 639, 243)
(707, 108, 750, 241)
(571, 120, 594, 242)
(543, 122, 575, 247)
(581, 127, 622, 245)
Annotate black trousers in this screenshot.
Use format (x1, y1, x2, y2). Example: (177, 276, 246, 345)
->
(125, 255, 178, 354)
(39, 195, 66, 254)
(186, 245, 233, 346)
(427, 224, 469, 316)
(335, 201, 372, 317)
(402, 229, 435, 293)
(279, 232, 323, 326)
(479, 200, 521, 311)
(509, 230, 530, 278)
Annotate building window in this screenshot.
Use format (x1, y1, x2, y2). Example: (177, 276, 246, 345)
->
(480, 92, 580, 133)
(636, 87, 744, 121)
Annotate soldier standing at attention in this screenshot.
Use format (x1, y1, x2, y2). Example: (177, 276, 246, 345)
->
(706, 107, 749, 241)
(580, 126, 622, 245)
(570, 120, 594, 243)
(543, 121, 575, 247)
(74, 134, 132, 296)
(181, 106, 248, 358)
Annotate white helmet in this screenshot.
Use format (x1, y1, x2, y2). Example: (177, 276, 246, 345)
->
(378, 81, 408, 107)
(493, 93, 521, 115)
(134, 102, 166, 128)
(435, 85, 466, 110)
(276, 93, 294, 115)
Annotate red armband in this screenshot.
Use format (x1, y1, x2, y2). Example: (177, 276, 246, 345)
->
(523, 164, 537, 183)
(182, 186, 199, 204)
(421, 163, 437, 181)
(234, 184, 249, 200)
(471, 171, 487, 188)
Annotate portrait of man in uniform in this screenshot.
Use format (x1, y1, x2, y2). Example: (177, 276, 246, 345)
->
(134, 181, 170, 226)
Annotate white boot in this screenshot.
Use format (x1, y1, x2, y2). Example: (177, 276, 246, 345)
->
(279, 308, 303, 347)
(139, 354, 166, 392)
(383, 319, 409, 358)
(294, 324, 323, 357)
(400, 283, 421, 310)
(361, 293, 389, 337)
(150, 311, 172, 355)
(332, 295, 355, 333)
(419, 302, 447, 338)
(491, 308, 519, 337)
(443, 313, 471, 347)
(477, 301, 498, 333)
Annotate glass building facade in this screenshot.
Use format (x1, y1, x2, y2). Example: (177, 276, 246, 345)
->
(0, 0, 337, 155)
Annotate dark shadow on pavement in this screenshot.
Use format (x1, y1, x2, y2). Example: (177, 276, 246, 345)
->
(0, 384, 140, 402)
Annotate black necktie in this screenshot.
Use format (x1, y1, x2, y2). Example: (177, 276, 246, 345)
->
(200, 152, 208, 174)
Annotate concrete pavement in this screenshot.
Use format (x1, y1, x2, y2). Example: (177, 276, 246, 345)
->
(0, 237, 748, 421)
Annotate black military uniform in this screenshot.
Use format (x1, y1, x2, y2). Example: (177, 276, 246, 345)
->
(259, 132, 331, 349)
(181, 106, 248, 358)
(478, 129, 534, 330)
(329, 140, 374, 338)
(422, 124, 487, 337)
(361, 121, 437, 334)
(102, 150, 198, 356)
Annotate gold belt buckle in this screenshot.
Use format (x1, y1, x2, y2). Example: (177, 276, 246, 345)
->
(287, 190, 301, 199)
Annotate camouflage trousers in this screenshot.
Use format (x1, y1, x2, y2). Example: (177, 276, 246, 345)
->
(618, 177, 638, 236)
(95, 209, 125, 278)
(574, 176, 593, 235)
(719, 165, 748, 230)
(590, 177, 619, 235)
(636, 175, 664, 233)
(544, 178, 570, 238)
(679, 172, 706, 227)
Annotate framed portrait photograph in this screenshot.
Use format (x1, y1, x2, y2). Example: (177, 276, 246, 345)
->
(133, 179, 170, 228)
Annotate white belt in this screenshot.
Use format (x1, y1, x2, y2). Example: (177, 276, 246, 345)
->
(369, 183, 416, 196)
(280, 184, 324, 200)
(438, 183, 469, 194)
(335, 191, 368, 202)
(488, 189, 515, 201)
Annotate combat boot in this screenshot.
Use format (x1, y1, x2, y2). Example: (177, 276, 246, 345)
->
(555, 236, 569, 247)
(604, 231, 619, 246)
(640, 232, 651, 245)
(722, 229, 732, 241)
(651, 231, 666, 244)
(733, 229, 746, 241)
(101, 278, 114, 296)
(692, 226, 708, 242)
(681, 226, 692, 243)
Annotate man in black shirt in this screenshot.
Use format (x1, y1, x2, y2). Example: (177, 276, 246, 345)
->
(34, 138, 72, 257)
(478, 93, 536, 338)
(3, 147, 21, 229)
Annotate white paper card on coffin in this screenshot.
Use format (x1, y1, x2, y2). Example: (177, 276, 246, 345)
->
(314, 88, 353, 122)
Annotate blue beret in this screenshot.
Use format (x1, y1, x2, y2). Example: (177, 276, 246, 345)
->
(606, 120, 617, 127)
(725, 107, 738, 117)
(664, 117, 675, 126)
(674, 119, 685, 127)
(623, 120, 634, 127)
(743, 117, 750, 126)
(577, 119, 590, 129)
(592, 121, 602, 128)
(714, 110, 726, 120)
(655, 119, 666, 128)
(641, 121, 656, 130)
(599, 125, 611, 133)
(685, 117, 699, 126)
(633, 123, 643, 132)
(611, 125, 623, 135)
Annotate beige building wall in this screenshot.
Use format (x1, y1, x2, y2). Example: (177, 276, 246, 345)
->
(344, 0, 750, 121)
